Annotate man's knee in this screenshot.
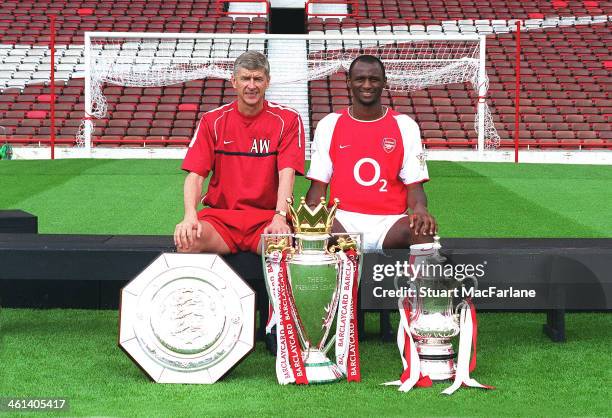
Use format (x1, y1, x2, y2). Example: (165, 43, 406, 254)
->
(383, 217, 433, 248)
(407, 226, 434, 245)
(175, 222, 229, 254)
(176, 243, 202, 253)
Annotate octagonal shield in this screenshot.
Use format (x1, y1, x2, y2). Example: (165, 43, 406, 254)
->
(119, 253, 255, 384)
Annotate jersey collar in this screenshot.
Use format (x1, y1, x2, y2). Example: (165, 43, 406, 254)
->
(233, 100, 268, 120)
(346, 106, 389, 123)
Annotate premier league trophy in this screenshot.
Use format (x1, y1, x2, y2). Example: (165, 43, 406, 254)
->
(262, 197, 362, 385)
(386, 237, 492, 394)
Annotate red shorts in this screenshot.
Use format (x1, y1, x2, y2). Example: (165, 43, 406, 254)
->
(198, 207, 275, 253)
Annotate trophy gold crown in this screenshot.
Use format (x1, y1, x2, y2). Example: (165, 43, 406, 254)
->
(287, 196, 339, 235)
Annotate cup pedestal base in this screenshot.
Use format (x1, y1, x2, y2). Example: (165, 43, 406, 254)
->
(303, 350, 343, 384)
(416, 341, 456, 381)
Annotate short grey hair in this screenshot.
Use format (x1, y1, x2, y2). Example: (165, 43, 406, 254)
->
(233, 51, 270, 78)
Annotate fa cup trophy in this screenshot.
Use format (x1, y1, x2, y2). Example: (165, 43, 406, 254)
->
(408, 244, 462, 380)
(386, 237, 492, 394)
(262, 197, 362, 385)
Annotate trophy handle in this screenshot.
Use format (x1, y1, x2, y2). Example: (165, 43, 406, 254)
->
(454, 276, 477, 320)
(456, 274, 478, 291)
(454, 300, 468, 317)
(406, 281, 418, 321)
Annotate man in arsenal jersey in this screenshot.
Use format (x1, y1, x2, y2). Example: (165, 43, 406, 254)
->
(306, 55, 436, 250)
(175, 51, 305, 254)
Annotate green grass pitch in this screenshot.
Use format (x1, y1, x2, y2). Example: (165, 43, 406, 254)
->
(0, 159, 611, 417)
(2, 159, 612, 237)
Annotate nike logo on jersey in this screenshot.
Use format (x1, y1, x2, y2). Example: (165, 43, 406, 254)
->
(339, 144, 351, 149)
(223, 140, 234, 145)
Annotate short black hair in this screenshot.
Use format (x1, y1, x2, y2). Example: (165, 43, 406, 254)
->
(348, 55, 386, 79)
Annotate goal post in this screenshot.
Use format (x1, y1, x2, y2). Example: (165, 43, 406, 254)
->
(81, 31, 499, 155)
(478, 34, 488, 155)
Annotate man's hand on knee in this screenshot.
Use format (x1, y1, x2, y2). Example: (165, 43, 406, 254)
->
(409, 209, 437, 236)
(174, 215, 203, 250)
(263, 215, 291, 235)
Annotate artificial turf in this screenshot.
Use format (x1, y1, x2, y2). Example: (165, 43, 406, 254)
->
(1, 159, 612, 237)
(0, 159, 611, 416)
(0, 309, 610, 417)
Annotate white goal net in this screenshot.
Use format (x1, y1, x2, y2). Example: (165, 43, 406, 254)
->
(81, 32, 499, 154)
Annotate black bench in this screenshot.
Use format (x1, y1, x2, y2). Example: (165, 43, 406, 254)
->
(365, 239, 612, 342)
(1, 232, 610, 342)
(0, 210, 37, 233)
(0, 233, 271, 336)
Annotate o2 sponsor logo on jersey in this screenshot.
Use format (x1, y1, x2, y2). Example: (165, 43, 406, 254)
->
(353, 158, 388, 192)
(250, 138, 271, 153)
(382, 138, 396, 153)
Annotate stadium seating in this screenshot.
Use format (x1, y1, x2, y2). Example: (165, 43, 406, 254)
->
(489, 25, 611, 148)
(0, 0, 266, 146)
(352, 0, 610, 21)
(307, 21, 611, 149)
(0, 0, 610, 150)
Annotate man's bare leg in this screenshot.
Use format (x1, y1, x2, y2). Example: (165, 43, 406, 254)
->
(254, 238, 264, 255)
(176, 220, 231, 254)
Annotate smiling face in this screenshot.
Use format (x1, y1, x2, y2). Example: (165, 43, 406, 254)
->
(231, 67, 270, 112)
(347, 60, 386, 107)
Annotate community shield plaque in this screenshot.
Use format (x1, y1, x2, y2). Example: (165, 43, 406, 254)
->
(119, 253, 255, 384)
